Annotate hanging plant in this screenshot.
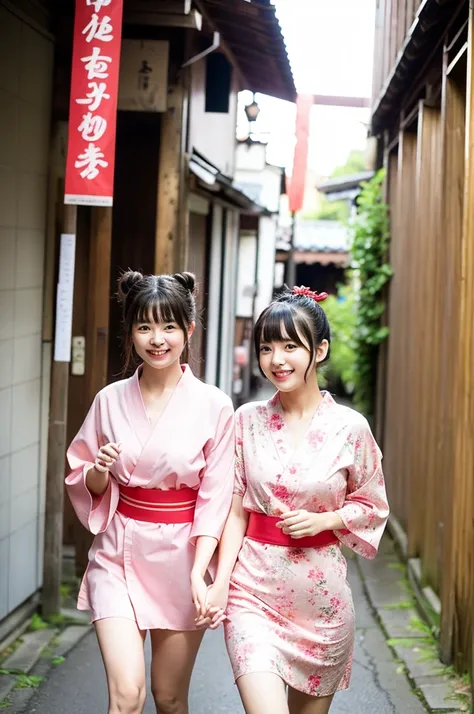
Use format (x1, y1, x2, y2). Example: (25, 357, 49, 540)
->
(349, 169, 392, 416)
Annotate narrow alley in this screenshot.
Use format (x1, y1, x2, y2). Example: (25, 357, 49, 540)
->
(8, 541, 429, 714)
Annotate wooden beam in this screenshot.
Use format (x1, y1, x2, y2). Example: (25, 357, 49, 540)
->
(86, 208, 113, 407)
(438, 45, 465, 668)
(155, 84, 185, 274)
(449, 7, 474, 680)
(42, 204, 77, 617)
(72, 206, 113, 574)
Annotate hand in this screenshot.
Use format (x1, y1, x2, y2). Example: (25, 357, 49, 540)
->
(276, 510, 331, 539)
(191, 570, 209, 621)
(196, 580, 229, 630)
(94, 442, 121, 473)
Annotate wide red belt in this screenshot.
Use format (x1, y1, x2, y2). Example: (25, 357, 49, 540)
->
(117, 486, 198, 524)
(246, 511, 339, 548)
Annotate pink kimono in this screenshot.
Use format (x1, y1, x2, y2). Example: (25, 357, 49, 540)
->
(225, 391, 388, 696)
(66, 365, 234, 631)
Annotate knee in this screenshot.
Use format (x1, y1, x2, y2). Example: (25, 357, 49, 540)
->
(110, 681, 146, 714)
(152, 689, 186, 714)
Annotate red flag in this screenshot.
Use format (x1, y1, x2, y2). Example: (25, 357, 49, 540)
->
(288, 94, 313, 213)
(65, 0, 124, 206)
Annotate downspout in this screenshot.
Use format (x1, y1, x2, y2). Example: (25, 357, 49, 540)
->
(182, 31, 220, 67)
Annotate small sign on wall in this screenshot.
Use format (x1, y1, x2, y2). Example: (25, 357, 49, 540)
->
(119, 40, 169, 112)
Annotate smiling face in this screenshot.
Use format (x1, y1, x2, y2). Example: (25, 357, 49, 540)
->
(132, 312, 194, 371)
(259, 336, 312, 391)
(254, 300, 330, 393)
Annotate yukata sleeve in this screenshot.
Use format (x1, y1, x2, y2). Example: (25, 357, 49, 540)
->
(334, 419, 389, 559)
(233, 409, 247, 498)
(65, 394, 119, 535)
(190, 399, 235, 544)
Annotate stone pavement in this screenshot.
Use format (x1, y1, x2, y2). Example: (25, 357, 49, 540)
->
(3, 535, 469, 714)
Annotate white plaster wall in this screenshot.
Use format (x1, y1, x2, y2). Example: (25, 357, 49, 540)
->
(188, 57, 239, 177)
(254, 216, 278, 321)
(236, 232, 257, 318)
(0, 5, 53, 619)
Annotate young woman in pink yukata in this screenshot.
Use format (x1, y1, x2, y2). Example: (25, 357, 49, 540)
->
(200, 285, 389, 714)
(66, 270, 234, 714)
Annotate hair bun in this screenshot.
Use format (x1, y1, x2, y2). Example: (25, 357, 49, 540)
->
(172, 271, 196, 294)
(117, 270, 143, 301)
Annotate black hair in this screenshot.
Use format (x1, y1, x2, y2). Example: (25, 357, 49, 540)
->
(253, 286, 331, 381)
(117, 270, 196, 375)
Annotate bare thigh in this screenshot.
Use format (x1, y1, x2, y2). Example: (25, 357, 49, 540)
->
(237, 672, 290, 714)
(149, 628, 205, 714)
(288, 687, 334, 714)
(95, 617, 147, 714)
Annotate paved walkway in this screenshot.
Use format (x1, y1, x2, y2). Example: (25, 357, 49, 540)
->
(9, 545, 431, 714)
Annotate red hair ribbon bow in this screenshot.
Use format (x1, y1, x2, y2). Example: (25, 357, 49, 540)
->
(292, 285, 329, 303)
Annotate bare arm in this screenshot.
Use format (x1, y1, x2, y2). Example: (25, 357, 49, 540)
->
(214, 494, 249, 587)
(85, 466, 110, 497)
(196, 495, 248, 629)
(192, 535, 219, 577)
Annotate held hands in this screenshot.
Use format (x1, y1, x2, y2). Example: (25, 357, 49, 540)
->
(94, 442, 121, 473)
(276, 509, 333, 539)
(191, 571, 229, 630)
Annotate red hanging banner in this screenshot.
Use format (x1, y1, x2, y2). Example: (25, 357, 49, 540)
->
(65, 0, 124, 206)
(288, 94, 313, 213)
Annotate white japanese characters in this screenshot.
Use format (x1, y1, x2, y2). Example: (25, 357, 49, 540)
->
(75, 1, 115, 181)
(86, 0, 112, 13)
(75, 144, 108, 180)
(83, 13, 114, 43)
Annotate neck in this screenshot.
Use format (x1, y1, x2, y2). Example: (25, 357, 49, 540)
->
(278, 372, 323, 418)
(139, 360, 184, 394)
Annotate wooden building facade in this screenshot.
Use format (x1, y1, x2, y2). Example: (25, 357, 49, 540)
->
(372, 0, 474, 683)
(0, 0, 294, 634)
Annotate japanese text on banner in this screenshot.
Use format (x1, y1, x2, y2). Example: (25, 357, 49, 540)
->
(64, 0, 124, 206)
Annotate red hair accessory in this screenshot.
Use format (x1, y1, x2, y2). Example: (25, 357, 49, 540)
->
(292, 285, 329, 303)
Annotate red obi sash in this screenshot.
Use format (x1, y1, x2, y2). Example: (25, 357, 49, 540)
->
(246, 511, 339, 548)
(117, 485, 198, 524)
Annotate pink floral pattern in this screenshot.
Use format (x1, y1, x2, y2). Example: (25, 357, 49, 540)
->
(225, 391, 389, 697)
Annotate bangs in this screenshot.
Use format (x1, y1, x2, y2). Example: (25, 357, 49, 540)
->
(133, 287, 185, 329)
(258, 303, 307, 348)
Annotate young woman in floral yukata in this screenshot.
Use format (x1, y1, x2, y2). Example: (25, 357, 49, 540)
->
(66, 271, 234, 714)
(200, 285, 389, 714)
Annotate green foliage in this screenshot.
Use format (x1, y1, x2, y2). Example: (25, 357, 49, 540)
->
(302, 197, 349, 222)
(349, 169, 392, 416)
(330, 149, 366, 178)
(321, 287, 357, 394)
(14, 674, 44, 689)
(318, 170, 391, 413)
(29, 614, 48, 632)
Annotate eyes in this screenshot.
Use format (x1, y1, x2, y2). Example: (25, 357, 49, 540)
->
(136, 323, 178, 332)
(260, 343, 298, 353)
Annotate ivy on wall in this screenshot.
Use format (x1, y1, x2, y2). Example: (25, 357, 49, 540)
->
(350, 169, 392, 416)
(320, 170, 391, 418)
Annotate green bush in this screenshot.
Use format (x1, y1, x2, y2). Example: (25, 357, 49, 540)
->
(322, 287, 357, 395)
(319, 170, 391, 415)
(350, 170, 391, 415)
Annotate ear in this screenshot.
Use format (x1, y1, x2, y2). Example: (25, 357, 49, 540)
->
(315, 339, 329, 364)
(188, 321, 196, 339)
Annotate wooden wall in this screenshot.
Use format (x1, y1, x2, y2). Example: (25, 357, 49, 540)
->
(380, 11, 474, 680)
(373, 0, 425, 103)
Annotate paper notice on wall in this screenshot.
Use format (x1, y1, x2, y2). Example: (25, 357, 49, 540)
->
(54, 233, 76, 362)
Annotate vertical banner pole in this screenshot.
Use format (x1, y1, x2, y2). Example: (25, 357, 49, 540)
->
(42, 205, 77, 617)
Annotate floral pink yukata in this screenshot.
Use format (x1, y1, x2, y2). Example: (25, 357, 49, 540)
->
(66, 365, 234, 631)
(225, 391, 389, 696)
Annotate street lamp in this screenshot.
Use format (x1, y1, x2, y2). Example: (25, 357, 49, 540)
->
(244, 93, 260, 137)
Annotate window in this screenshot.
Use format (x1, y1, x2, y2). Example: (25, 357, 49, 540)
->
(205, 52, 232, 113)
